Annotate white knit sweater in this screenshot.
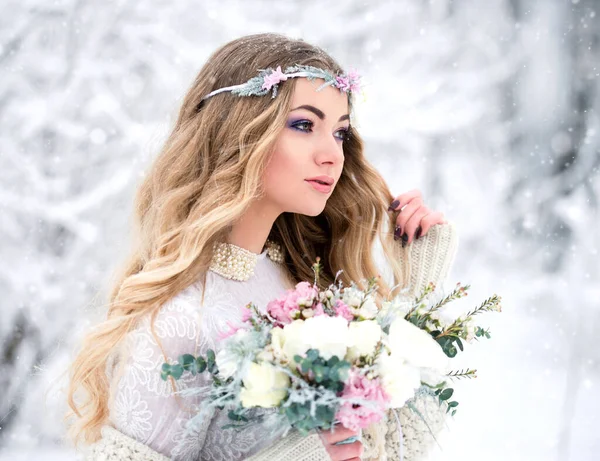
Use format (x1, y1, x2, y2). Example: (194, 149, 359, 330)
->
(84, 222, 459, 461)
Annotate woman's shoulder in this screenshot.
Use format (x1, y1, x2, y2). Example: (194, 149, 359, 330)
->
(131, 272, 247, 351)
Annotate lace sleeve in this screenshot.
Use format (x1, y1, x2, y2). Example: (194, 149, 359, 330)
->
(105, 293, 217, 461)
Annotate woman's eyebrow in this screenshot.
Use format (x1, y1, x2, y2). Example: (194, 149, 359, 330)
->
(290, 104, 350, 122)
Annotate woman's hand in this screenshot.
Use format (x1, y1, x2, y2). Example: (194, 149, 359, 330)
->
(317, 425, 363, 461)
(388, 189, 448, 247)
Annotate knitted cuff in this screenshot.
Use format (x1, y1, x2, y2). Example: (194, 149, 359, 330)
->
(84, 425, 171, 461)
(403, 221, 459, 298)
(245, 429, 331, 461)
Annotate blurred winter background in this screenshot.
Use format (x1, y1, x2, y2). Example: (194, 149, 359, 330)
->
(1, 0, 598, 460)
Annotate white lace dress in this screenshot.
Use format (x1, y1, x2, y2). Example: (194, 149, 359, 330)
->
(86, 221, 459, 461)
(106, 250, 300, 460)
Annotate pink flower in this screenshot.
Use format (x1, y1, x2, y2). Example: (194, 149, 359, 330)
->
(335, 75, 351, 92)
(267, 281, 318, 326)
(262, 66, 288, 91)
(335, 369, 391, 431)
(313, 302, 326, 317)
(347, 70, 361, 93)
(333, 300, 354, 322)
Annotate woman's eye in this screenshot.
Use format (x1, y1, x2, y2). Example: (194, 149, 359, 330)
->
(290, 120, 351, 142)
(335, 128, 351, 142)
(290, 120, 313, 132)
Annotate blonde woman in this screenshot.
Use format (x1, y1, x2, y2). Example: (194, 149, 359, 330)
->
(66, 33, 458, 461)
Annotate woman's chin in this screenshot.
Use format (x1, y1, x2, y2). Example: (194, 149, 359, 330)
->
(291, 203, 326, 217)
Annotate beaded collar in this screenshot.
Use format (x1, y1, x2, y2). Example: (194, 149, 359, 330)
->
(209, 239, 285, 282)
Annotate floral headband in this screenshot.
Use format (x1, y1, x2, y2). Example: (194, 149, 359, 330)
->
(201, 64, 362, 101)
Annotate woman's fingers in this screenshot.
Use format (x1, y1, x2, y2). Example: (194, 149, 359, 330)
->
(388, 189, 447, 245)
(318, 424, 358, 444)
(325, 441, 363, 461)
(318, 426, 363, 460)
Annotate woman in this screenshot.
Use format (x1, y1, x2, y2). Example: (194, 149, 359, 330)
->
(66, 33, 458, 461)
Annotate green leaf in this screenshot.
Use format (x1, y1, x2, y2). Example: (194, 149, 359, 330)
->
(179, 354, 195, 369)
(301, 359, 312, 374)
(207, 349, 217, 373)
(447, 401, 459, 408)
(170, 364, 184, 380)
(293, 355, 303, 363)
(227, 410, 249, 422)
(456, 338, 464, 352)
(307, 349, 319, 361)
(160, 363, 171, 381)
(327, 356, 340, 367)
(439, 388, 454, 401)
(313, 364, 325, 383)
(196, 356, 207, 373)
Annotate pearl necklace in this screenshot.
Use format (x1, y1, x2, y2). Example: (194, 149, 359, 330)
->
(209, 239, 285, 281)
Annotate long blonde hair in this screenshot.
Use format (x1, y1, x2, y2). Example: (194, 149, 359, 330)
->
(65, 32, 406, 447)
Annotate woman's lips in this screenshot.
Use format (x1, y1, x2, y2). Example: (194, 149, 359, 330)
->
(305, 180, 332, 193)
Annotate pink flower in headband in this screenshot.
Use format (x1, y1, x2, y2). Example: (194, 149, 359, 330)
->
(335, 75, 351, 92)
(347, 70, 361, 92)
(335, 70, 361, 93)
(262, 66, 288, 91)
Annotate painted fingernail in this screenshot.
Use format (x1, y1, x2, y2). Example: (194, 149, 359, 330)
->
(415, 226, 422, 240)
(394, 226, 402, 240)
(401, 233, 408, 248)
(388, 200, 400, 212)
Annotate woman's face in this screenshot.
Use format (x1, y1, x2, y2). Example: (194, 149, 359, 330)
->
(263, 78, 350, 217)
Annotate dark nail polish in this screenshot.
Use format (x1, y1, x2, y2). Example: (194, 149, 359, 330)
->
(394, 226, 401, 240)
(401, 233, 408, 248)
(415, 226, 422, 240)
(388, 200, 400, 212)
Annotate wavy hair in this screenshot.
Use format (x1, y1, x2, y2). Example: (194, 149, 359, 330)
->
(65, 32, 406, 447)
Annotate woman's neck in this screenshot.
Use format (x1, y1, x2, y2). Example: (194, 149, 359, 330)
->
(227, 199, 281, 254)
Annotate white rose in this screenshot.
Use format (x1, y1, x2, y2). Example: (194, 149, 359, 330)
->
(377, 351, 421, 408)
(215, 347, 238, 380)
(388, 318, 450, 372)
(342, 287, 363, 308)
(345, 320, 382, 361)
(281, 320, 309, 363)
(282, 316, 350, 362)
(358, 297, 379, 319)
(240, 362, 290, 408)
(269, 327, 287, 362)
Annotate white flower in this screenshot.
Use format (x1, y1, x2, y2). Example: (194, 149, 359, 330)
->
(358, 297, 378, 319)
(465, 323, 477, 342)
(215, 347, 238, 380)
(381, 297, 412, 318)
(269, 327, 287, 362)
(377, 351, 421, 408)
(345, 320, 382, 361)
(282, 317, 350, 362)
(342, 287, 363, 308)
(240, 362, 290, 408)
(215, 329, 250, 379)
(388, 318, 449, 372)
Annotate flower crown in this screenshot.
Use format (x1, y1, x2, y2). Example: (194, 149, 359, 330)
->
(201, 64, 362, 101)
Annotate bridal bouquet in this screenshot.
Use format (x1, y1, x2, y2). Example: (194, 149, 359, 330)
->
(161, 258, 501, 436)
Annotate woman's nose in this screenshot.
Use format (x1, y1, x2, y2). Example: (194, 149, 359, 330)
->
(315, 134, 344, 165)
